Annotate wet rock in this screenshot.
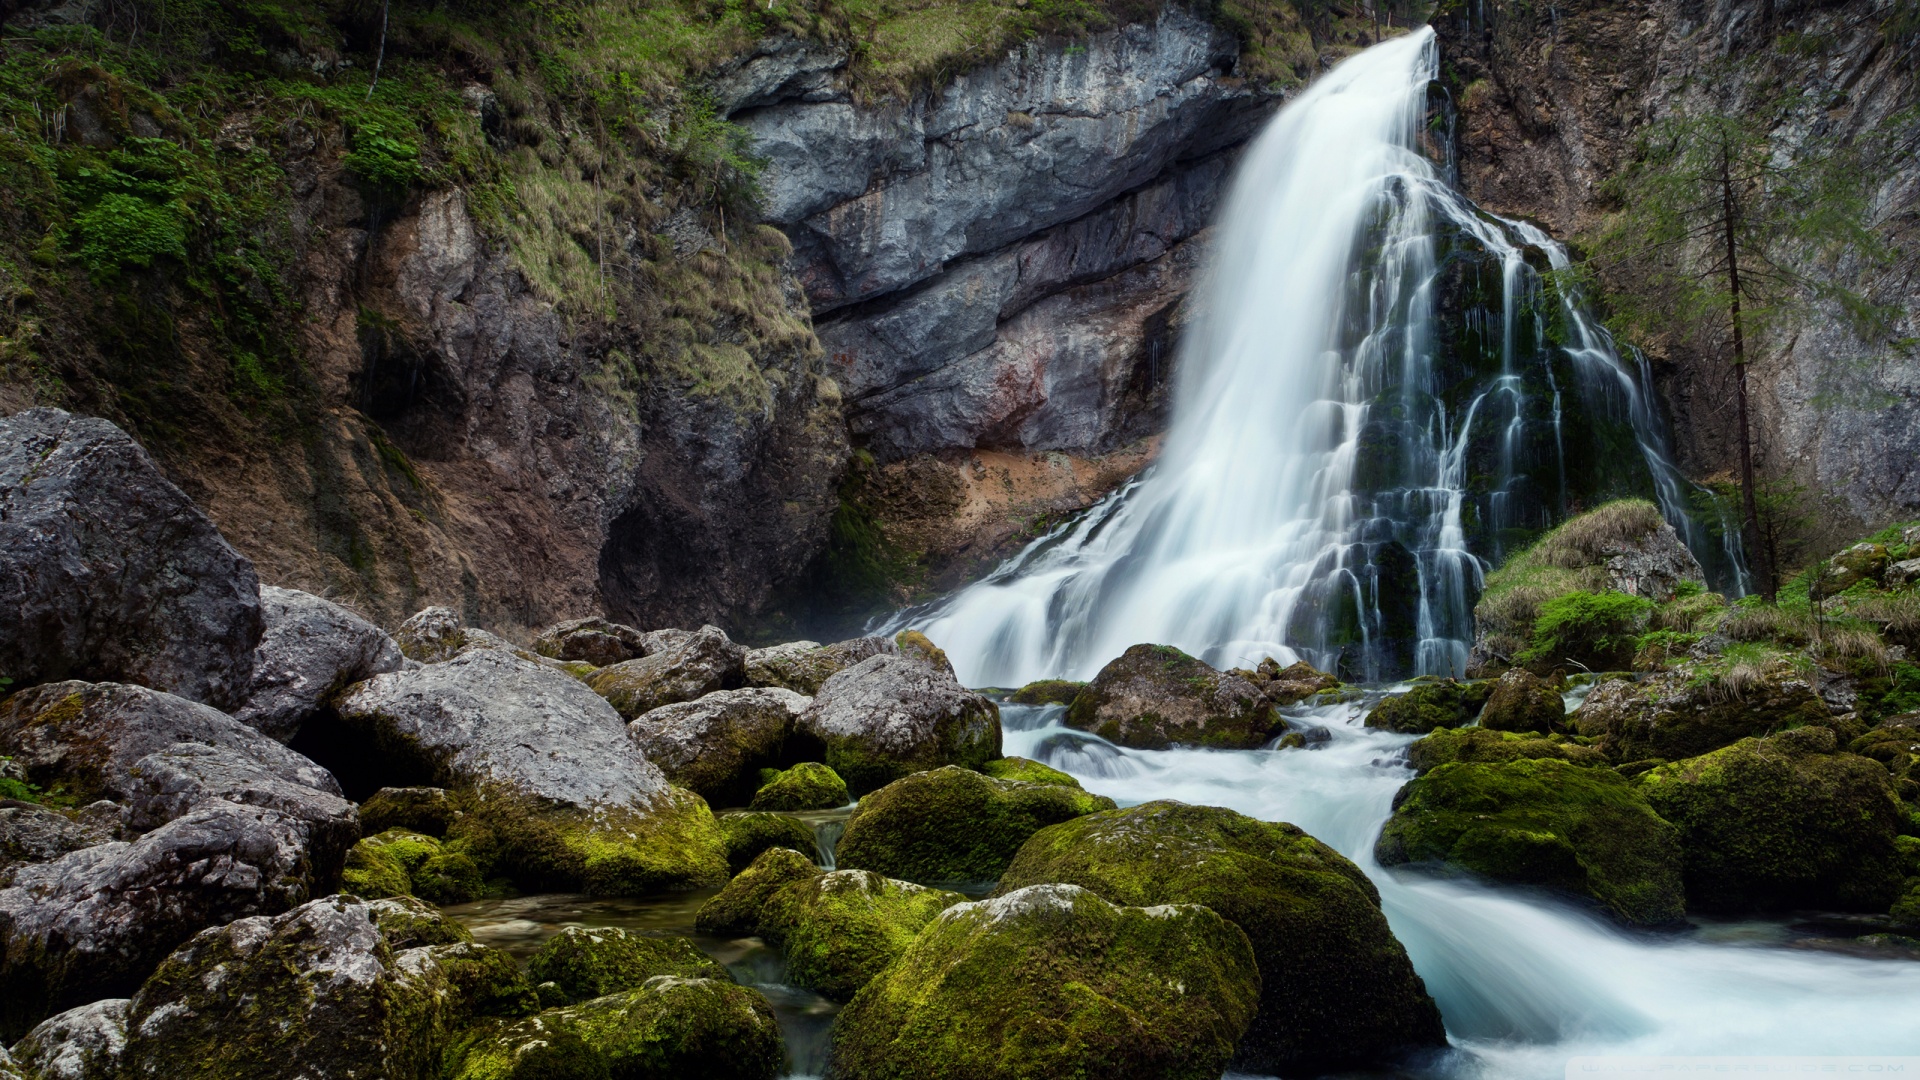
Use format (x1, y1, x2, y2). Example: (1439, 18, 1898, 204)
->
(526, 927, 729, 1006)
(996, 800, 1445, 1072)
(759, 869, 965, 1000)
(0, 800, 346, 1038)
(797, 647, 1001, 795)
(1478, 669, 1566, 733)
(233, 586, 405, 742)
(10, 998, 128, 1080)
(1405, 727, 1608, 775)
(628, 687, 808, 805)
(116, 894, 460, 1080)
(1065, 644, 1282, 750)
(980, 755, 1081, 786)
(0, 681, 341, 807)
(1570, 668, 1832, 762)
(357, 786, 458, 837)
(1231, 657, 1342, 706)
(1008, 678, 1087, 706)
(1377, 759, 1684, 926)
(1363, 678, 1493, 735)
(0, 803, 115, 888)
(828, 883, 1261, 1080)
(447, 976, 784, 1080)
(836, 765, 1114, 886)
(695, 846, 821, 937)
(1638, 727, 1907, 913)
(586, 625, 748, 719)
(718, 811, 820, 874)
(341, 828, 482, 904)
(744, 636, 895, 695)
(749, 761, 849, 811)
(532, 616, 649, 667)
(0, 408, 262, 710)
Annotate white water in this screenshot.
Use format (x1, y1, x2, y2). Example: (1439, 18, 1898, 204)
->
(905, 26, 1917, 1077)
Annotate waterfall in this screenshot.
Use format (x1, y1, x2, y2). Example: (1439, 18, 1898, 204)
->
(896, 26, 1741, 688)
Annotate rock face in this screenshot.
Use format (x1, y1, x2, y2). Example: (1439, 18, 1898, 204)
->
(743, 636, 895, 695)
(0, 803, 117, 888)
(828, 883, 1261, 1080)
(627, 687, 809, 805)
(1638, 727, 1907, 913)
(996, 800, 1445, 1072)
(759, 869, 965, 1001)
(797, 651, 1001, 795)
(586, 625, 748, 719)
(233, 586, 405, 742)
(0, 408, 262, 709)
(1377, 759, 1685, 927)
(1065, 644, 1282, 749)
(835, 765, 1115, 886)
(10, 998, 129, 1080)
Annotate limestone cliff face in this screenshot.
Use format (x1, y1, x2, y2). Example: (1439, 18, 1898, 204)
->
(1438, 0, 1919, 535)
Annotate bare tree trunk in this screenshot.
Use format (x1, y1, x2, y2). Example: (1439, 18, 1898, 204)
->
(1721, 142, 1769, 599)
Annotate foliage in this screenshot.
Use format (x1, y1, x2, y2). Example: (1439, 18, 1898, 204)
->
(1689, 477, 1823, 602)
(1518, 590, 1655, 671)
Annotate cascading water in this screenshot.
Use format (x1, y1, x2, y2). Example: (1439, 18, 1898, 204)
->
(895, 26, 1740, 689)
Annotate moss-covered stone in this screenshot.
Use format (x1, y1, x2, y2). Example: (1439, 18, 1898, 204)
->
(747, 762, 849, 811)
(342, 828, 485, 904)
(1008, 679, 1086, 706)
(358, 786, 458, 838)
(431, 941, 542, 1022)
(1364, 678, 1493, 734)
(996, 801, 1444, 1072)
(798, 647, 1003, 796)
(446, 787, 729, 896)
(1229, 657, 1343, 706)
(1638, 727, 1907, 913)
(694, 846, 822, 937)
(1405, 727, 1608, 774)
(1572, 667, 1834, 762)
(1479, 669, 1565, 733)
(366, 895, 474, 949)
(448, 977, 783, 1080)
(980, 756, 1080, 787)
(828, 883, 1261, 1080)
(836, 765, 1115, 886)
(1375, 759, 1684, 926)
(1850, 712, 1920, 803)
(1064, 644, 1282, 749)
(718, 811, 820, 874)
(760, 869, 965, 1000)
(527, 927, 729, 1006)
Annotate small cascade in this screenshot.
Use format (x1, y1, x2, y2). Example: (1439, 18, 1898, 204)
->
(893, 27, 1740, 688)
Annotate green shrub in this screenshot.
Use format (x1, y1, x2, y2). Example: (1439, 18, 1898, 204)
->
(344, 124, 421, 202)
(1518, 591, 1655, 672)
(72, 193, 186, 279)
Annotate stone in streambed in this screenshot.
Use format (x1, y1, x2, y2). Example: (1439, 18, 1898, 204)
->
(1008, 678, 1086, 706)
(695, 846, 821, 938)
(827, 884, 1261, 1080)
(1065, 644, 1282, 749)
(1478, 669, 1565, 734)
(980, 755, 1079, 786)
(759, 869, 964, 1000)
(745, 636, 895, 695)
(341, 827, 484, 904)
(526, 926, 729, 1006)
(1364, 678, 1493, 735)
(1231, 657, 1342, 706)
(996, 800, 1444, 1072)
(796, 639, 1000, 795)
(1376, 758, 1685, 926)
(232, 586, 405, 743)
(749, 760, 848, 811)
(718, 811, 819, 874)
(585, 625, 747, 718)
(835, 765, 1114, 886)
(627, 687, 808, 806)
(1405, 726, 1607, 774)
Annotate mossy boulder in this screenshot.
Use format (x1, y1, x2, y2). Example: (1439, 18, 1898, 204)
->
(10, 999, 128, 1080)
(444, 788, 728, 897)
(526, 927, 728, 1006)
(1230, 657, 1342, 706)
(1826, 542, 1891, 591)
(1064, 644, 1282, 750)
(1479, 669, 1565, 733)
(430, 940, 543, 1022)
(796, 644, 1001, 796)
(1572, 667, 1833, 762)
(448, 977, 784, 1080)
(358, 786, 458, 837)
(744, 636, 895, 695)
(1405, 727, 1607, 774)
(760, 869, 965, 1000)
(996, 801, 1444, 1072)
(1375, 759, 1685, 926)
(626, 687, 808, 806)
(1849, 711, 1920, 803)
(1008, 679, 1086, 706)
(748, 761, 848, 811)
(1363, 678, 1493, 735)
(584, 625, 747, 719)
(1637, 727, 1907, 913)
(342, 828, 484, 904)
(836, 765, 1115, 886)
(980, 756, 1079, 786)
(366, 894, 474, 949)
(717, 811, 819, 874)
(827, 883, 1261, 1080)
(694, 846, 821, 937)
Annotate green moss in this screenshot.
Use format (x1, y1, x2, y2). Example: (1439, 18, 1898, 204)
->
(996, 801, 1444, 1072)
(1478, 670, 1567, 733)
(367, 895, 474, 949)
(1475, 499, 1673, 662)
(1008, 679, 1086, 706)
(1376, 759, 1684, 926)
(1638, 728, 1907, 913)
(342, 828, 437, 899)
(446, 787, 728, 896)
(431, 941, 542, 1022)
(827, 884, 1261, 1080)
(759, 869, 964, 1000)
(1406, 727, 1607, 774)
(980, 756, 1080, 787)
(717, 811, 819, 874)
(836, 765, 1115, 887)
(1364, 679, 1493, 734)
(694, 846, 821, 938)
(1518, 590, 1657, 672)
(747, 762, 849, 812)
(527, 927, 728, 1006)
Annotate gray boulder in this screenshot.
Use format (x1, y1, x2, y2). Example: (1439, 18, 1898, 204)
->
(10, 998, 128, 1080)
(0, 408, 262, 709)
(0, 681, 342, 807)
(0, 803, 117, 888)
(586, 625, 747, 719)
(122, 743, 358, 846)
(0, 800, 346, 1037)
(744, 636, 895, 695)
(532, 616, 648, 667)
(798, 650, 1001, 796)
(628, 687, 810, 806)
(393, 606, 467, 664)
(233, 586, 405, 742)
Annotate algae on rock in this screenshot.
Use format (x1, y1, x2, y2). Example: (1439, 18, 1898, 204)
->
(835, 765, 1115, 886)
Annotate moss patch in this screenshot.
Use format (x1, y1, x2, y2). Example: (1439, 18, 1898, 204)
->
(341, 828, 484, 905)
(1364, 679, 1493, 734)
(445, 787, 728, 896)
(748, 762, 848, 812)
(980, 756, 1081, 787)
(718, 810, 820, 874)
(760, 869, 964, 1000)
(1008, 679, 1086, 706)
(526, 927, 729, 1006)
(695, 845, 821, 938)
(1406, 727, 1607, 774)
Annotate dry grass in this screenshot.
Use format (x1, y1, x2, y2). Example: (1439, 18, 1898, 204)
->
(1475, 499, 1667, 640)
(1848, 592, 1920, 637)
(1721, 603, 1815, 645)
(1703, 661, 1768, 704)
(1533, 499, 1667, 569)
(1818, 626, 1892, 672)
